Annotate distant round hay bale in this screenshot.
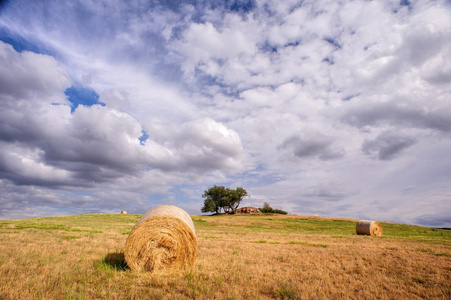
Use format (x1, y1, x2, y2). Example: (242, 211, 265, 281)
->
(356, 220, 383, 236)
(120, 211, 127, 214)
(124, 205, 197, 272)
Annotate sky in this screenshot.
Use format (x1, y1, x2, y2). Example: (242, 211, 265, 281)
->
(0, 0, 450, 227)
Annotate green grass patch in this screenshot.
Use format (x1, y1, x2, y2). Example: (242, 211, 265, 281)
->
(13, 222, 103, 233)
(254, 240, 282, 245)
(193, 218, 207, 224)
(418, 248, 451, 257)
(5, 214, 451, 244)
(0, 222, 10, 229)
(215, 217, 358, 235)
(15, 223, 74, 231)
(273, 218, 356, 235)
(382, 223, 451, 242)
(288, 241, 328, 248)
(191, 217, 218, 230)
(434, 252, 451, 257)
(199, 235, 219, 239)
(192, 215, 451, 243)
(74, 229, 103, 234)
(4, 214, 141, 234)
(418, 247, 433, 254)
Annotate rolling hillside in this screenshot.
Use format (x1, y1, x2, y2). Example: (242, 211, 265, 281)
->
(0, 214, 450, 299)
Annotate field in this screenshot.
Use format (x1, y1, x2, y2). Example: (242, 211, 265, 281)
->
(0, 214, 450, 299)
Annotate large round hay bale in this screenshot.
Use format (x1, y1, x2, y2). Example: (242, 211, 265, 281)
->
(120, 211, 127, 214)
(125, 205, 197, 272)
(356, 220, 383, 236)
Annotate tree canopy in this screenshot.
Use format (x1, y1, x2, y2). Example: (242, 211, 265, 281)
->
(259, 202, 288, 215)
(201, 185, 248, 214)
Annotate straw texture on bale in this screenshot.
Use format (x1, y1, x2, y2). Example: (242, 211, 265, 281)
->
(120, 211, 127, 214)
(125, 205, 197, 272)
(356, 220, 383, 236)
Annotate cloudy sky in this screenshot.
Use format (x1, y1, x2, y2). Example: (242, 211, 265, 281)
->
(0, 0, 450, 227)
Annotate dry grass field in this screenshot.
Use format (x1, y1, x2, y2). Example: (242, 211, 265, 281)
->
(0, 214, 450, 299)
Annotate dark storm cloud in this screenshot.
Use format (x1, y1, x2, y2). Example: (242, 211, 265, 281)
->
(362, 131, 417, 160)
(279, 134, 344, 161)
(301, 187, 347, 202)
(414, 214, 451, 228)
(341, 100, 451, 133)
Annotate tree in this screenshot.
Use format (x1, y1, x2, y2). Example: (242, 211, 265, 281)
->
(200, 197, 216, 214)
(201, 185, 227, 214)
(260, 202, 272, 213)
(201, 185, 248, 214)
(226, 187, 248, 214)
(259, 202, 288, 215)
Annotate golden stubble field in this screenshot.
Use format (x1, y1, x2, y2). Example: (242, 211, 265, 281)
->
(0, 214, 450, 299)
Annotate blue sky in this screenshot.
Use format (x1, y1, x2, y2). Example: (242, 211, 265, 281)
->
(0, 0, 450, 227)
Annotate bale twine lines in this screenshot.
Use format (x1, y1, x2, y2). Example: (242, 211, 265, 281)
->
(356, 220, 383, 236)
(125, 205, 197, 272)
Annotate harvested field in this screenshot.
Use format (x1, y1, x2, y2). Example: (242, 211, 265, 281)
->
(0, 214, 450, 299)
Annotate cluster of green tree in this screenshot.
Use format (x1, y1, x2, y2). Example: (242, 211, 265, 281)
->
(259, 202, 288, 215)
(201, 185, 248, 214)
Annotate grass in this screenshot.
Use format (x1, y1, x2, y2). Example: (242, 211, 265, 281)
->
(417, 247, 451, 257)
(288, 241, 328, 248)
(0, 213, 450, 299)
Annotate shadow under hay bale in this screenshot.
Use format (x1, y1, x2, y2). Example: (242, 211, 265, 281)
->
(124, 205, 197, 272)
(103, 252, 128, 271)
(356, 220, 383, 236)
